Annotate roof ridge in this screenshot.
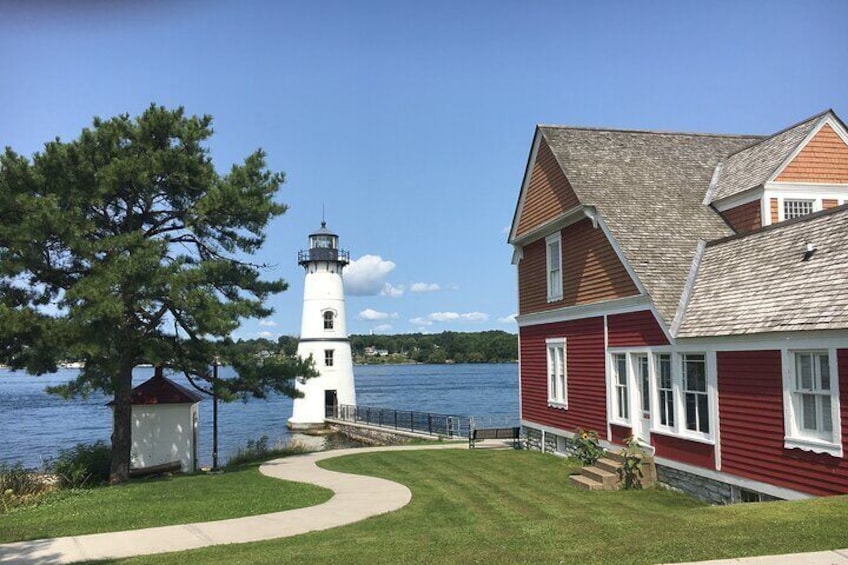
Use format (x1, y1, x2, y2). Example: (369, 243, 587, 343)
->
(706, 202, 848, 247)
(538, 124, 763, 140)
(720, 109, 831, 160)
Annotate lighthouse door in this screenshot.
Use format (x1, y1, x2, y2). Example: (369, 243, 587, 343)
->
(324, 390, 338, 418)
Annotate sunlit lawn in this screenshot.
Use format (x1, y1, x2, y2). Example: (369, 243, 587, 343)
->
(102, 449, 848, 565)
(0, 463, 332, 544)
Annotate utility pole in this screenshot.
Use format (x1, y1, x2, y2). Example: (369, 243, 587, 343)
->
(212, 356, 220, 472)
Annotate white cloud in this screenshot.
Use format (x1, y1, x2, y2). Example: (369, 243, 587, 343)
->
(258, 331, 279, 339)
(413, 311, 489, 325)
(258, 319, 278, 327)
(373, 324, 393, 333)
(344, 255, 397, 296)
(358, 308, 397, 321)
(429, 312, 460, 322)
(497, 314, 517, 324)
(380, 282, 405, 297)
(461, 312, 489, 322)
(410, 282, 440, 293)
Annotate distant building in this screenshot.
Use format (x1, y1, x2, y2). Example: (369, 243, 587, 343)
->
(509, 110, 848, 503)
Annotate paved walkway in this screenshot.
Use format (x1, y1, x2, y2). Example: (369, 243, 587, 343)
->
(0, 443, 466, 564)
(1, 441, 846, 565)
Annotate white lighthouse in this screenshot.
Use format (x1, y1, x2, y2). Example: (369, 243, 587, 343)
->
(288, 221, 356, 431)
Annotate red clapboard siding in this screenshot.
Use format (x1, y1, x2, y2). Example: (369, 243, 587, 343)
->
(718, 350, 848, 496)
(607, 310, 669, 347)
(653, 433, 715, 469)
(610, 423, 632, 446)
(520, 317, 607, 435)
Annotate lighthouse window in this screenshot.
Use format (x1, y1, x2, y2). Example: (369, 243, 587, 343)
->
(324, 349, 334, 367)
(323, 311, 334, 330)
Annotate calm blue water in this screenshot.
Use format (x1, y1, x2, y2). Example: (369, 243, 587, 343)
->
(0, 363, 517, 468)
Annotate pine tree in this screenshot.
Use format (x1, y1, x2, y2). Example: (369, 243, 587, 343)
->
(0, 105, 313, 483)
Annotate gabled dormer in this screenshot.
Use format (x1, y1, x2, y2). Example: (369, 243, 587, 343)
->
(708, 110, 848, 234)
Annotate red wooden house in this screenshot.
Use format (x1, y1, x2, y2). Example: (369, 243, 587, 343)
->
(508, 110, 848, 503)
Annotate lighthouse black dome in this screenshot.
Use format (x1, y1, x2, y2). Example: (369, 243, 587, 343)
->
(298, 221, 350, 267)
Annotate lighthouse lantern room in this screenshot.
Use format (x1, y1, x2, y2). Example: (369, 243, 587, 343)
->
(288, 222, 356, 431)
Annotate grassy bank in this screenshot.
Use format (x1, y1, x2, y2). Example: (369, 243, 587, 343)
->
(107, 449, 848, 565)
(0, 463, 332, 543)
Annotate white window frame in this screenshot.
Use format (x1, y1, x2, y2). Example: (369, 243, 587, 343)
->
(655, 353, 675, 431)
(782, 198, 816, 220)
(545, 232, 563, 302)
(610, 353, 630, 425)
(782, 349, 842, 457)
(324, 349, 335, 367)
(682, 353, 710, 438)
(323, 310, 335, 330)
(761, 187, 846, 226)
(546, 337, 567, 408)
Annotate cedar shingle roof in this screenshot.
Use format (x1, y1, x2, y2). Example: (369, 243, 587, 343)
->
(539, 127, 760, 327)
(677, 205, 848, 337)
(709, 111, 826, 202)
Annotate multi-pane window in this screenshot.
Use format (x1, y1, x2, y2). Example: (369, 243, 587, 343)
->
(612, 354, 629, 421)
(323, 310, 334, 330)
(656, 354, 674, 428)
(792, 352, 833, 441)
(547, 339, 567, 406)
(683, 354, 709, 434)
(783, 199, 814, 220)
(324, 349, 334, 367)
(545, 233, 562, 302)
(638, 355, 650, 416)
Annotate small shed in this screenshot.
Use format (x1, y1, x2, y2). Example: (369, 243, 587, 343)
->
(111, 368, 204, 473)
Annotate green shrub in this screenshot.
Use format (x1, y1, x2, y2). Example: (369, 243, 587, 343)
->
(0, 463, 53, 512)
(52, 441, 111, 488)
(226, 435, 310, 468)
(569, 428, 605, 465)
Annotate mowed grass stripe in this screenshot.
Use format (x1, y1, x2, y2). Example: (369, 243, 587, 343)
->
(20, 448, 848, 564)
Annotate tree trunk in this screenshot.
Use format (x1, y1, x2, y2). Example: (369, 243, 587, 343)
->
(110, 361, 134, 484)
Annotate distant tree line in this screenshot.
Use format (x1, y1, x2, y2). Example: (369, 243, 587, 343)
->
(228, 330, 518, 365)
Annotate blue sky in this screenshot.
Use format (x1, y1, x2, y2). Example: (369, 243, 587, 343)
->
(1, 1, 846, 339)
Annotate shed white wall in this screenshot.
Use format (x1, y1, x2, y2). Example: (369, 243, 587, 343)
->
(130, 403, 198, 473)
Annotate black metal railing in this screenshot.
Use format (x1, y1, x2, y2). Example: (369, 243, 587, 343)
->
(298, 248, 350, 265)
(329, 404, 472, 438)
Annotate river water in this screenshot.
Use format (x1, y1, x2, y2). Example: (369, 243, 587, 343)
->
(0, 363, 518, 468)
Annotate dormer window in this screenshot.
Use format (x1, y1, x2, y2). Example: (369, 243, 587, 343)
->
(783, 199, 815, 220)
(323, 310, 334, 330)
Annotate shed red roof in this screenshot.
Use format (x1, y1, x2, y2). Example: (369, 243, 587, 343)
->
(108, 368, 204, 406)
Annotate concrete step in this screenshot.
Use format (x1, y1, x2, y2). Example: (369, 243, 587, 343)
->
(606, 450, 625, 463)
(581, 466, 619, 488)
(569, 473, 605, 491)
(595, 457, 622, 474)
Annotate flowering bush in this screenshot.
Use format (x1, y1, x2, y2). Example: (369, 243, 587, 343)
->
(617, 436, 646, 489)
(569, 428, 605, 465)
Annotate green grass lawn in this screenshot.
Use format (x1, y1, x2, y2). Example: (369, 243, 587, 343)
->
(99, 449, 848, 565)
(0, 464, 332, 544)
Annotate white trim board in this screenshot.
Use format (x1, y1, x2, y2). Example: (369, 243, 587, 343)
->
(516, 295, 652, 328)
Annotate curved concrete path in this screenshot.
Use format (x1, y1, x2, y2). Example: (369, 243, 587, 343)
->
(0, 443, 467, 564)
